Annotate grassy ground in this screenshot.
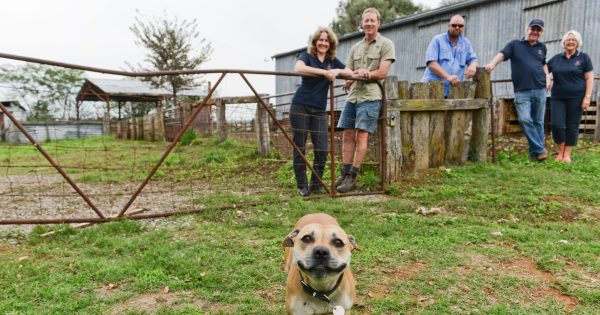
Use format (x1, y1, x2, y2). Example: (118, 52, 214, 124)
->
(1, 137, 599, 314)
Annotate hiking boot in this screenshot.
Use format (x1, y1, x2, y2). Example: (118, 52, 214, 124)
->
(336, 175, 356, 193)
(335, 173, 347, 187)
(536, 151, 548, 162)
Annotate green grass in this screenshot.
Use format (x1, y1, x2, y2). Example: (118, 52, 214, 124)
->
(1, 138, 599, 314)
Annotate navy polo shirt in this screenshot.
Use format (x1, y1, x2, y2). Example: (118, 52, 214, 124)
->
(547, 51, 593, 99)
(501, 39, 547, 91)
(291, 52, 345, 110)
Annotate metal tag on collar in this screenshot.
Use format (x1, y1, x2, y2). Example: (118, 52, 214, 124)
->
(332, 305, 345, 315)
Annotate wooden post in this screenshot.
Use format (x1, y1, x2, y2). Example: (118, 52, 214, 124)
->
(428, 81, 446, 167)
(470, 67, 491, 161)
(217, 100, 227, 142)
(255, 102, 270, 156)
(385, 76, 402, 183)
(103, 112, 110, 136)
(402, 83, 430, 173)
(156, 105, 165, 141)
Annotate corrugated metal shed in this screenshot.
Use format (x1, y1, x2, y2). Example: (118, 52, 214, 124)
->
(274, 0, 599, 111)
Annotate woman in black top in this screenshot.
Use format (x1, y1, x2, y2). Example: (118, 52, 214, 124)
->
(547, 30, 594, 163)
(291, 27, 352, 196)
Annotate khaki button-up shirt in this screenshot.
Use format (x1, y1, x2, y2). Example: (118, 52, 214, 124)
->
(346, 33, 396, 104)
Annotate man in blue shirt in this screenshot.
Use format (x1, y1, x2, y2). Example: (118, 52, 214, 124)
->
(485, 19, 552, 161)
(421, 15, 478, 96)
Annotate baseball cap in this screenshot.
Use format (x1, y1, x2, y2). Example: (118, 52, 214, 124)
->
(528, 19, 544, 30)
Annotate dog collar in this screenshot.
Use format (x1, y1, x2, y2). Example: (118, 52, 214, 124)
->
(299, 271, 344, 304)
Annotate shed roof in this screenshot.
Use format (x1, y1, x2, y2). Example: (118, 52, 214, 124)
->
(76, 78, 204, 103)
(0, 100, 27, 112)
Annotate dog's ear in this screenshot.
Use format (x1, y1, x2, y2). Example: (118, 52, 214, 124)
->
(282, 229, 299, 247)
(347, 235, 360, 251)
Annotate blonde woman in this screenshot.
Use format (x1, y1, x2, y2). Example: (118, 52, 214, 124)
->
(291, 27, 352, 196)
(547, 30, 594, 163)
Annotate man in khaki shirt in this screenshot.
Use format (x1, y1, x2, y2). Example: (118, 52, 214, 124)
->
(336, 7, 395, 193)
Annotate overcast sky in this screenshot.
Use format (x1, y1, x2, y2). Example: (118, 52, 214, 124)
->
(0, 0, 441, 99)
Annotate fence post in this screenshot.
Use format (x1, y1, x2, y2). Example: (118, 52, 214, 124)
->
(156, 106, 165, 141)
(103, 112, 110, 135)
(470, 67, 491, 161)
(217, 100, 227, 142)
(255, 102, 270, 156)
(385, 76, 402, 183)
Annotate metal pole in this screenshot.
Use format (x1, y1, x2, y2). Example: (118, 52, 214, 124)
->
(0, 102, 105, 218)
(117, 73, 227, 217)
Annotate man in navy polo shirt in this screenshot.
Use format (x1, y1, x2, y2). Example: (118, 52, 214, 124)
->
(485, 19, 552, 161)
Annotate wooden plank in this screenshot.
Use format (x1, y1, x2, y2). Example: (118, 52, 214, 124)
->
(448, 81, 477, 99)
(470, 107, 489, 162)
(410, 83, 430, 99)
(389, 99, 488, 111)
(429, 111, 446, 167)
(386, 109, 402, 183)
(398, 81, 410, 100)
(445, 110, 472, 163)
(505, 124, 523, 134)
(429, 81, 444, 99)
(413, 113, 430, 170)
(385, 76, 399, 99)
(428, 80, 446, 168)
(401, 112, 416, 174)
(473, 67, 491, 99)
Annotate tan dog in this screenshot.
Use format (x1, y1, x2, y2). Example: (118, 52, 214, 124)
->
(283, 213, 357, 315)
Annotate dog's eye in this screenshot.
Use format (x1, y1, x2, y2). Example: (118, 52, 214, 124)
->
(333, 239, 344, 247)
(301, 235, 313, 243)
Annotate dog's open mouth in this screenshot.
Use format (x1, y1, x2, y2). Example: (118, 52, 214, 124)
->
(297, 261, 347, 277)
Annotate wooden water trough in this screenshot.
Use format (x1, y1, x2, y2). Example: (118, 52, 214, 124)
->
(385, 68, 491, 182)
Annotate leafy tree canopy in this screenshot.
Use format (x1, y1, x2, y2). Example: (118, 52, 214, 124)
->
(128, 12, 213, 108)
(331, 0, 424, 35)
(0, 64, 85, 121)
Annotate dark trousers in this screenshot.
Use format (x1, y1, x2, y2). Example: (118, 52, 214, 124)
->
(290, 104, 328, 189)
(551, 97, 583, 146)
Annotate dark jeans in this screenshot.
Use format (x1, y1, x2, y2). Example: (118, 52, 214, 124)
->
(290, 104, 328, 189)
(551, 97, 583, 146)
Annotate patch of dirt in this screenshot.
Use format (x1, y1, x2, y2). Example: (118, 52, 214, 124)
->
(460, 253, 579, 311)
(520, 287, 578, 312)
(106, 290, 209, 315)
(498, 258, 556, 282)
(0, 174, 211, 236)
(370, 261, 426, 299)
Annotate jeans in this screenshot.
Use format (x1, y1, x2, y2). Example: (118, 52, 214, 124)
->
(514, 89, 547, 158)
(290, 104, 328, 189)
(551, 97, 583, 146)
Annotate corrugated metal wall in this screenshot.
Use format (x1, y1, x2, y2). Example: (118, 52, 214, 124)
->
(275, 0, 598, 109)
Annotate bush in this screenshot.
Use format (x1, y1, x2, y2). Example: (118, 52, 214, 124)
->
(180, 129, 198, 146)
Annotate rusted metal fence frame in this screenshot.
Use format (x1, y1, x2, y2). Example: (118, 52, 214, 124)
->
(0, 52, 387, 225)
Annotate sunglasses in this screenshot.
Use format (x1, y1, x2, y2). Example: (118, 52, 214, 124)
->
(450, 24, 464, 28)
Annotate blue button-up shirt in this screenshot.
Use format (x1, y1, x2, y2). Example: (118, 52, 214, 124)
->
(421, 33, 478, 96)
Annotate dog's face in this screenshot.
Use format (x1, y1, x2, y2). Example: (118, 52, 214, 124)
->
(283, 223, 357, 279)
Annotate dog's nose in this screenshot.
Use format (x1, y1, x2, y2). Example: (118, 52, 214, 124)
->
(313, 246, 330, 259)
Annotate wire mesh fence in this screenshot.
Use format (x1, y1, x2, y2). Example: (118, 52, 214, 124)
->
(0, 54, 386, 229)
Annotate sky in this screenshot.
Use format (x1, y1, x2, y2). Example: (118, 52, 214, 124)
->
(0, 0, 441, 100)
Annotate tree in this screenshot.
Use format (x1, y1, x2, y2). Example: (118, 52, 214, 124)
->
(331, 0, 424, 35)
(0, 64, 84, 121)
(129, 12, 212, 109)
